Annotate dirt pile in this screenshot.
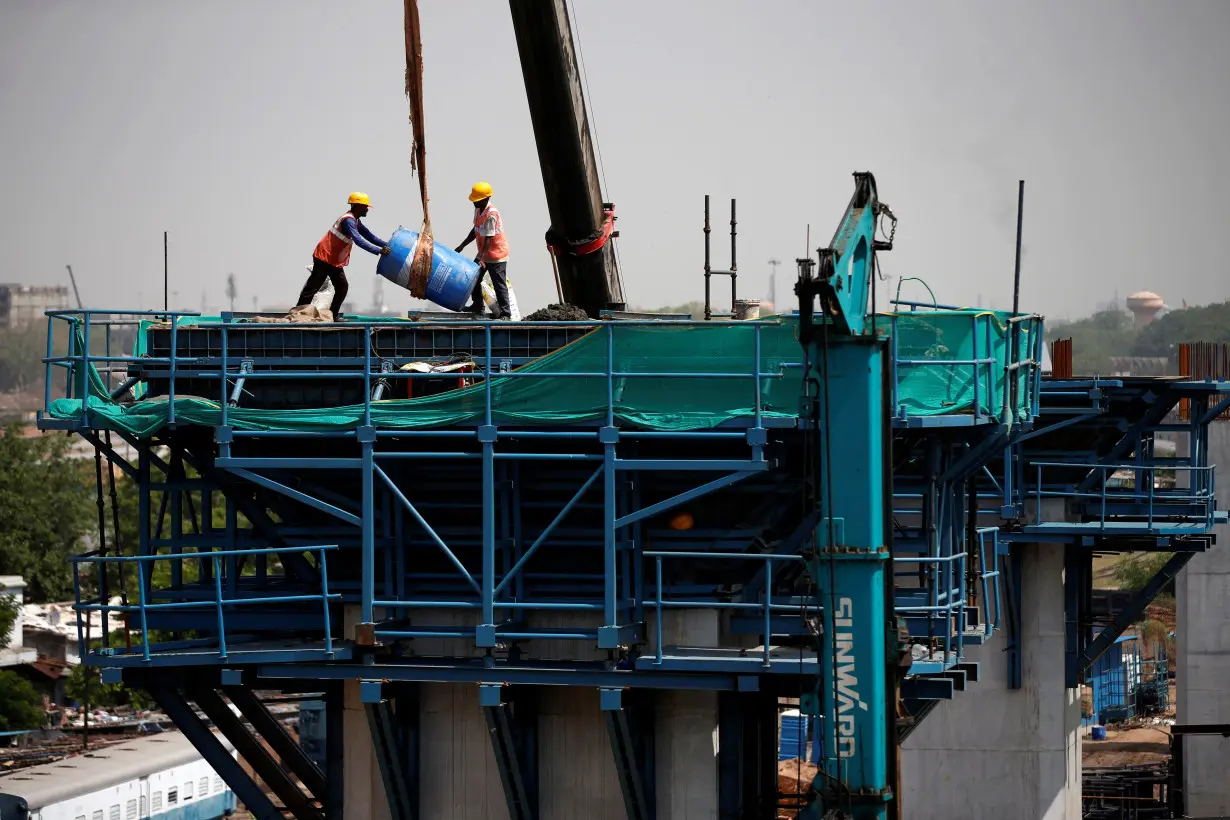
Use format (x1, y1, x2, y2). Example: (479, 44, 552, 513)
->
(776, 758, 817, 818)
(1082, 723, 1172, 767)
(524, 303, 589, 321)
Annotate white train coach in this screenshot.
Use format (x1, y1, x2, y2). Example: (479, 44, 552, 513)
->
(0, 732, 238, 820)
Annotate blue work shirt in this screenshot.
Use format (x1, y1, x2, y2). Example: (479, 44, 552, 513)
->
(340, 216, 387, 255)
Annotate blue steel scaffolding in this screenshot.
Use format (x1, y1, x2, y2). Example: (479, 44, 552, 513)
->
(37, 182, 1227, 820)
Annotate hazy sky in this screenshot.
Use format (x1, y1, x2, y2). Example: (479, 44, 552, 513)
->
(2, 1, 1228, 320)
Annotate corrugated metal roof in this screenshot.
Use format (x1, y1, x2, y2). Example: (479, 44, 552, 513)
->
(0, 731, 232, 807)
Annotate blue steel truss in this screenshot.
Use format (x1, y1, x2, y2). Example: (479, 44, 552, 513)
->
(36, 289, 1226, 818)
(41, 308, 1047, 685)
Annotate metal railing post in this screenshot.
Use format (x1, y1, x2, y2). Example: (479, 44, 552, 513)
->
(654, 556, 663, 666)
(363, 325, 372, 427)
(72, 563, 86, 659)
(136, 559, 151, 663)
(763, 558, 773, 668)
(319, 548, 334, 657)
(168, 315, 178, 425)
(220, 320, 229, 428)
(213, 555, 227, 660)
(361, 440, 375, 626)
(80, 313, 92, 425)
(972, 313, 981, 420)
(753, 325, 763, 429)
(44, 316, 54, 413)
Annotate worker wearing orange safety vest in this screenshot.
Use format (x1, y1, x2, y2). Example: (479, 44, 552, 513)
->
(295, 192, 390, 320)
(455, 182, 511, 319)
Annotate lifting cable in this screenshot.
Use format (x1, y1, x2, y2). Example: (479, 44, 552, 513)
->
(402, 0, 434, 298)
(566, 0, 629, 302)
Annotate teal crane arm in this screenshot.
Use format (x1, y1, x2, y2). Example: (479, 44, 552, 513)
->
(799, 171, 896, 337)
(795, 172, 899, 819)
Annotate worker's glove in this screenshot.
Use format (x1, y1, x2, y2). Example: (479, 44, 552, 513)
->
(380, 246, 391, 256)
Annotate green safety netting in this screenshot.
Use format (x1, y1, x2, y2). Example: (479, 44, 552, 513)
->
(48, 309, 1037, 438)
(887, 309, 1039, 421)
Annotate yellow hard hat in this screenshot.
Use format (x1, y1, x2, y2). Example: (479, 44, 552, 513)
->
(348, 192, 371, 207)
(468, 182, 493, 202)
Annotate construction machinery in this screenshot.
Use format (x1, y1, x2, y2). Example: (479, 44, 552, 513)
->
(509, 0, 625, 317)
(30, 6, 1230, 820)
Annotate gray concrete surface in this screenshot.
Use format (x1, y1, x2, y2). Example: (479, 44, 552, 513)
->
(901, 541, 1081, 820)
(1176, 418, 1230, 815)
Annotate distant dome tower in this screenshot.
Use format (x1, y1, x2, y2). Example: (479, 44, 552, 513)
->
(1126, 290, 1165, 328)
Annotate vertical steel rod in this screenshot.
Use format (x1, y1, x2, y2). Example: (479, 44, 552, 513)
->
(704, 195, 712, 320)
(730, 198, 737, 311)
(361, 440, 375, 625)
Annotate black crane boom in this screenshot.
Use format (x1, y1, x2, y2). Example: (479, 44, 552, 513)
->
(509, 0, 625, 317)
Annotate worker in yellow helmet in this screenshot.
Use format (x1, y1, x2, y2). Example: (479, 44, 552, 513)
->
(295, 192, 390, 320)
(455, 182, 511, 319)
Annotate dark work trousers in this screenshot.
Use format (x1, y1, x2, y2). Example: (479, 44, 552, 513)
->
(470, 261, 510, 317)
(296, 257, 348, 317)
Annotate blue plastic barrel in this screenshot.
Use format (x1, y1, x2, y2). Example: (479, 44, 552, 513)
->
(1091, 725, 1106, 741)
(377, 227, 481, 312)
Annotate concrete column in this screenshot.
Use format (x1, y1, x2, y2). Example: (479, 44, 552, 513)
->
(1176, 420, 1230, 814)
(901, 542, 1081, 820)
(418, 683, 512, 820)
(339, 605, 393, 820)
(538, 687, 624, 820)
(342, 679, 392, 820)
(655, 609, 720, 820)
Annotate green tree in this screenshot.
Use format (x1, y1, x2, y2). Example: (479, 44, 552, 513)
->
(0, 594, 16, 649)
(1133, 301, 1230, 357)
(103, 463, 266, 600)
(0, 325, 51, 395)
(65, 663, 153, 711)
(0, 426, 95, 602)
(1111, 552, 1175, 595)
(0, 670, 45, 730)
(1046, 310, 1137, 375)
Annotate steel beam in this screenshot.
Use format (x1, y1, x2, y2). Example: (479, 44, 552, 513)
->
(148, 685, 282, 820)
(324, 683, 345, 818)
(365, 699, 416, 820)
(1079, 551, 1193, 672)
(897, 699, 942, 744)
(180, 443, 319, 584)
(601, 689, 652, 820)
(255, 662, 757, 691)
(1003, 547, 1023, 690)
(480, 685, 537, 820)
(394, 683, 422, 820)
(226, 467, 362, 527)
(225, 686, 327, 801)
(189, 684, 323, 820)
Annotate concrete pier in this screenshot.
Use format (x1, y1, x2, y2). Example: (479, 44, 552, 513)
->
(901, 542, 1081, 820)
(340, 608, 724, 820)
(1176, 420, 1230, 815)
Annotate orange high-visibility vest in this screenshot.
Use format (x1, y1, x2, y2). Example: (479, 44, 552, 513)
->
(314, 212, 356, 268)
(474, 204, 509, 263)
